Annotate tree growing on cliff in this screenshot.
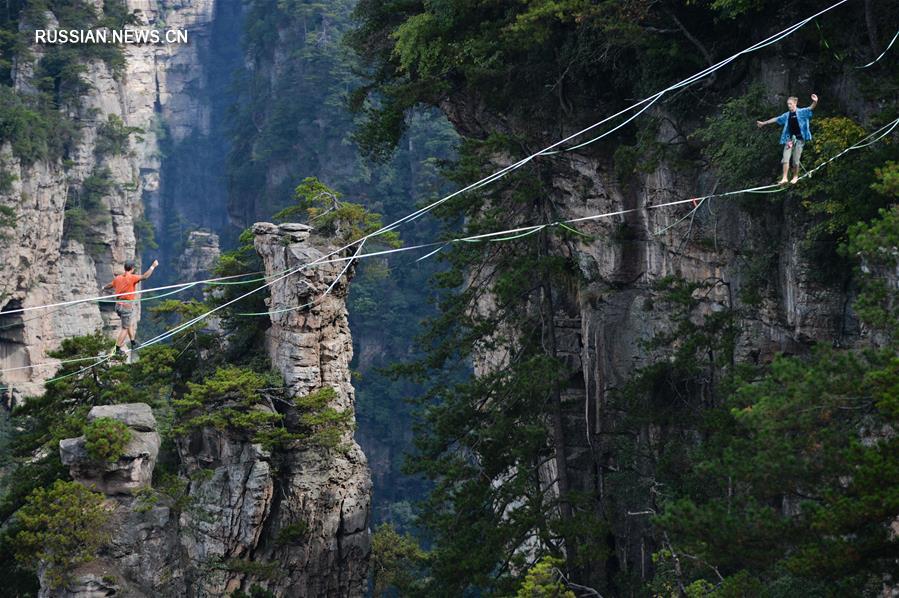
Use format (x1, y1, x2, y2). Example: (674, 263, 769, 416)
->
(653, 192, 899, 594)
(12, 480, 110, 589)
(83, 417, 132, 463)
(274, 176, 401, 248)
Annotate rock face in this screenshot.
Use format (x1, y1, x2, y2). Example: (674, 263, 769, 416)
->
(60, 404, 160, 496)
(252, 222, 373, 597)
(176, 230, 221, 301)
(432, 60, 885, 587)
(177, 231, 221, 283)
(0, 0, 229, 396)
(44, 227, 371, 597)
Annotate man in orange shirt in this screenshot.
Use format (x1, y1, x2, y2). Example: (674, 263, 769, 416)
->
(103, 259, 159, 356)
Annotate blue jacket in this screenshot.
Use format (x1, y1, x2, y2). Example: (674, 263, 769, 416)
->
(776, 107, 813, 144)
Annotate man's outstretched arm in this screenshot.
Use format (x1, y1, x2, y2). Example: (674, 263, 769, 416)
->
(756, 116, 779, 127)
(140, 260, 159, 281)
(809, 93, 818, 110)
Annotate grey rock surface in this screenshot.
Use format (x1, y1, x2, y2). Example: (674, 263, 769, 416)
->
(88, 403, 157, 432)
(60, 404, 160, 496)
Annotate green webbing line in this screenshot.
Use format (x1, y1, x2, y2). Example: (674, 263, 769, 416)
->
(745, 186, 788, 195)
(555, 222, 594, 238)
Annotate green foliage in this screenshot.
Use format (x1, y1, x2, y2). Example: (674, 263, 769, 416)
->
(656, 345, 899, 593)
(206, 229, 270, 365)
(797, 117, 896, 242)
(95, 114, 144, 158)
(872, 160, 899, 197)
(222, 558, 281, 580)
(275, 176, 401, 248)
(134, 215, 158, 251)
(0, 168, 16, 193)
(693, 85, 780, 188)
(370, 523, 429, 596)
(351, 0, 724, 159)
(292, 387, 353, 450)
(83, 417, 132, 462)
(843, 204, 899, 339)
(699, 0, 765, 19)
(13, 480, 110, 588)
(0, 85, 78, 163)
(515, 557, 575, 598)
(0, 203, 14, 241)
(173, 366, 285, 446)
(64, 167, 113, 244)
(274, 521, 309, 546)
(173, 366, 350, 452)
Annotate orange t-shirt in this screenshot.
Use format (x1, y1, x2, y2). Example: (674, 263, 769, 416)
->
(110, 273, 143, 302)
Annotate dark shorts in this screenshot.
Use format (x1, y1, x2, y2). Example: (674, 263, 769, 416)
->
(115, 304, 134, 328)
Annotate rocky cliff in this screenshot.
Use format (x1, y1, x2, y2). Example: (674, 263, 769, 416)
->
(252, 222, 372, 596)
(435, 60, 884, 585)
(47, 224, 371, 597)
(0, 0, 228, 396)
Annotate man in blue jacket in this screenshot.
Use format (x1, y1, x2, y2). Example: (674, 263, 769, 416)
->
(757, 93, 818, 184)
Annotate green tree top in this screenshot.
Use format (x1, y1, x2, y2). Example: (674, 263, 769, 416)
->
(274, 176, 401, 248)
(13, 480, 110, 589)
(83, 417, 132, 463)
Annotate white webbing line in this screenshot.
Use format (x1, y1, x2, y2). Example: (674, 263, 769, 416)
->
(856, 28, 899, 69)
(4, 113, 896, 376)
(0, 1, 858, 379)
(0, 1, 849, 320)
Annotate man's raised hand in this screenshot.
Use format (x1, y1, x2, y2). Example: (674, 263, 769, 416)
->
(811, 93, 818, 102)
